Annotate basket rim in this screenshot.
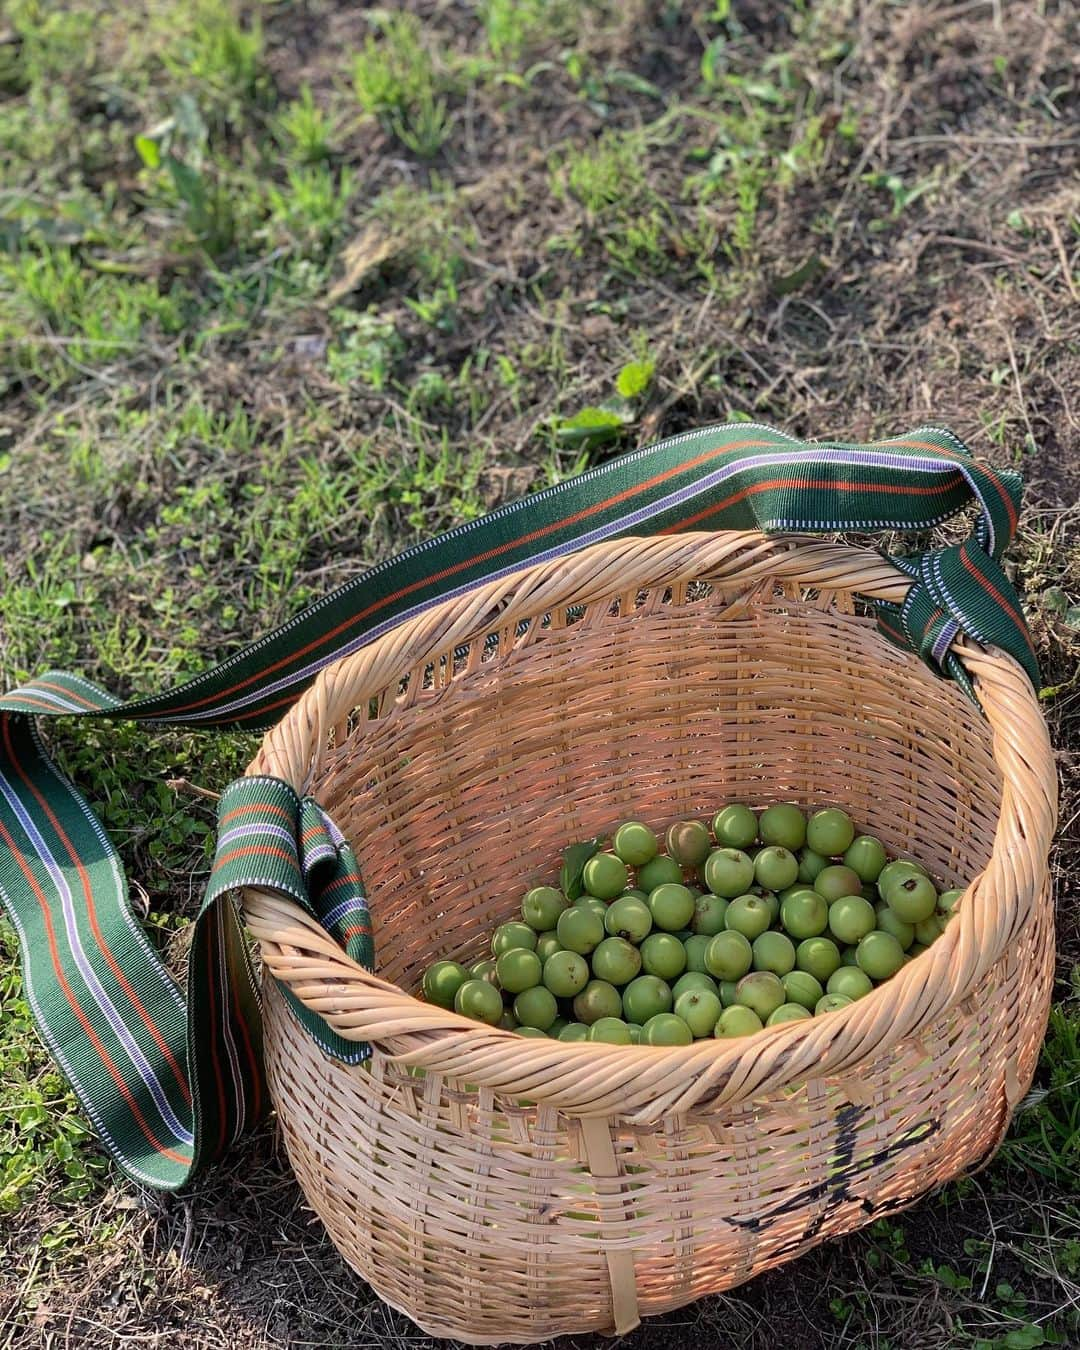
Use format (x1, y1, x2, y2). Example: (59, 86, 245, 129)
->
(241, 530, 1057, 1117)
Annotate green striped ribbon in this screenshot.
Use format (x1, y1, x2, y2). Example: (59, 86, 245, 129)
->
(0, 422, 1037, 1189)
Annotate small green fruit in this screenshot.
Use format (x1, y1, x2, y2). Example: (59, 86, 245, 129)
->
(814, 993, 853, 1015)
(470, 958, 500, 986)
(797, 847, 828, 883)
(514, 985, 559, 1030)
(492, 922, 539, 956)
(589, 1016, 632, 1044)
(496, 948, 543, 993)
(703, 848, 755, 898)
(591, 936, 642, 986)
(647, 883, 696, 933)
(612, 821, 659, 867)
(604, 895, 652, 943)
(884, 873, 938, 924)
(674, 988, 723, 1037)
(814, 865, 863, 903)
(522, 886, 568, 932)
(422, 960, 468, 1009)
(938, 888, 963, 916)
(767, 1002, 812, 1026)
(723, 894, 772, 941)
(806, 808, 855, 857)
(691, 893, 729, 936)
(682, 933, 712, 973)
(516, 1025, 548, 1038)
(795, 936, 842, 983)
(557, 906, 605, 955)
(640, 932, 687, 981)
(754, 845, 799, 892)
(843, 835, 887, 883)
(672, 971, 717, 998)
(877, 858, 927, 895)
(734, 970, 785, 1020)
(826, 966, 873, 1001)
(752, 930, 796, 976)
(718, 979, 739, 1006)
(874, 903, 915, 950)
(455, 978, 504, 1024)
(914, 914, 945, 946)
(557, 1022, 590, 1041)
(637, 855, 684, 891)
(535, 931, 563, 963)
(573, 980, 622, 1025)
(498, 1009, 518, 1030)
(621, 974, 672, 1023)
(712, 803, 758, 849)
(780, 889, 829, 940)
(714, 1004, 764, 1037)
(758, 803, 806, 851)
(781, 969, 823, 1010)
(583, 853, 628, 900)
(642, 1013, 693, 1046)
(704, 929, 753, 980)
(828, 895, 876, 945)
(542, 949, 589, 998)
(666, 820, 712, 867)
(855, 931, 905, 980)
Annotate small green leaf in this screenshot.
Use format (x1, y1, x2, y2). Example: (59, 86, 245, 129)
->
(555, 404, 631, 447)
(771, 253, 826, 296)
(560, 838, 603, 901)
(134, 134, 161, 169)
(616, 358, 655, 400)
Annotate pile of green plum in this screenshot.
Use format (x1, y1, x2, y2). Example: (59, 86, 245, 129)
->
(421, 804, 962, 1046)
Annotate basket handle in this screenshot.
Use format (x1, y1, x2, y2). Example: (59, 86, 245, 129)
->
(0, 421, 1038, 1189)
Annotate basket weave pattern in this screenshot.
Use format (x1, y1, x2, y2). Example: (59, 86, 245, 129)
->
(243, 533, 1056, 1343)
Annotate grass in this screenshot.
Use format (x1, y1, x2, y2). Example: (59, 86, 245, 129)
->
(1, 0, 1079, 1345)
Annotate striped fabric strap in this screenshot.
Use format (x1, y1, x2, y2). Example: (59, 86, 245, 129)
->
(0, 421, 1037, 1189)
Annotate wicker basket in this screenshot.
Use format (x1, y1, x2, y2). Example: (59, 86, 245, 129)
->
(241, 530, 1056, 1344)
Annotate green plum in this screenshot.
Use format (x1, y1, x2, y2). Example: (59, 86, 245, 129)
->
(814, 865, 863, 903)
(758, 803, 806, 851)
(874, 903, 915, 950)
(828, 895, 876, 945)
(498, 1009, 518, 1030)
(780, 889, 829, 939)
(715, 1005, 764, 1037)
(826, 966, 873, 1001)
(613, 821, 659, 867)
(589, 1017, 632, 1044)
(734, 971, 786, 1020)
(674, 988, 723, 1038)
(666, 820, 712, 867)
(496, 948, 542, 994)
(705, 930, 753, 980)
(604, 895, 652, 944)
(583, 853, 628, 900)
(642, 1013, 693, 1046)
(640, 933, 687, 980)
(855, 931, 905, 980)
(535, 931, 563, 963)
(683, 933, 712, 973)
(795, 937, 842, 982)
(877, 858, 927, 895)
(637, 855, 684, 891)
(422, 960, 468, 1009)
(723, 894, 772, 941)
(455, 979, 504, 1025)
(718, 979, 740, 1006)
(542, 949, 590, 998)
(712, 803, 758, 849)
(591, 937, 642, 986)
(647, 883, 696, 933)
(797, 847, 828, 883)
(781, 970, 823, 1010)
(522, 886, 568, 932)
(806, 808, 855, 857)
(884, 873, 938, 924)
(622, 975, 672, 1024)
(691, 893, 729, 936)
(752, 930, 796, 976)
(627, 1023, 643, 1044)
(754, 846, 799, 892)
(557, 906, 605, 955)
(470, 958, 500, 986)
(938, 888, 963, 917)
(573, 980, 622, 1025)
(514, 985, 559, 1030)
(516, 1026, 548, 1038)
(703, 848, 755, 898)
(914, 914, 945, 946)
(557, 1021, 590, 1042)
(767, 1002, 812, 1025)
(672, 971, 718, 998)
(843, 835, 887, 883)
(814, 994, 853, 1015)
(492, 922, 538, 956)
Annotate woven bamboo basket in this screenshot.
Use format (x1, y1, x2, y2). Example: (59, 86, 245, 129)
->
(241, 530, 1056, 1344)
